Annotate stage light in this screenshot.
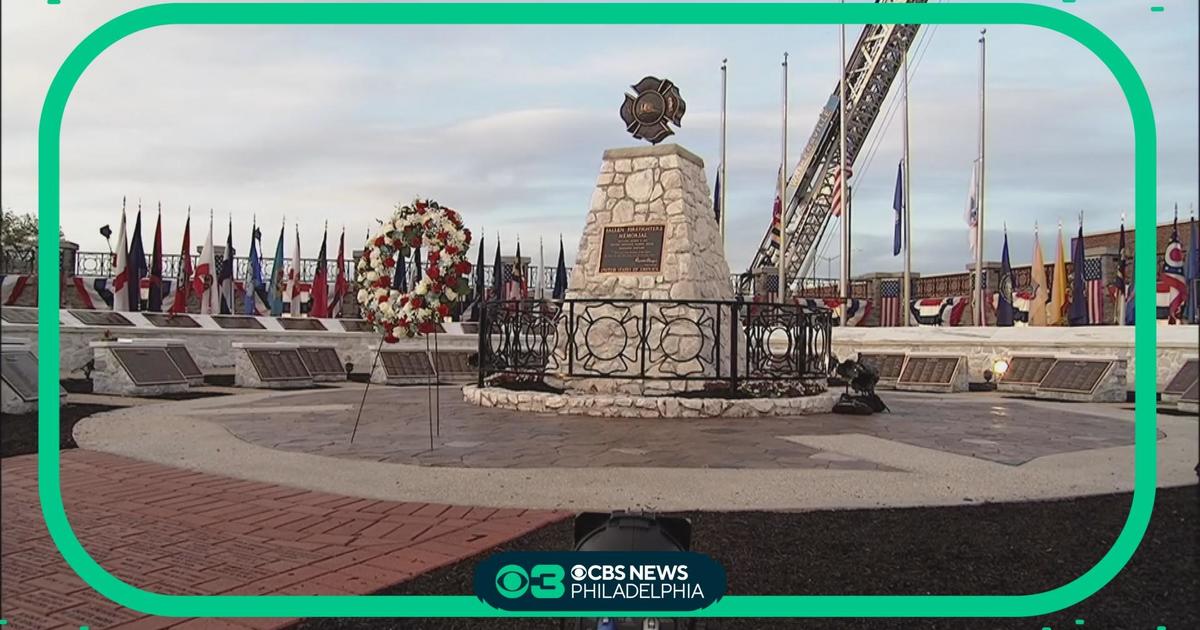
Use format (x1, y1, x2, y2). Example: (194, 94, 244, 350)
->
(992, 359, 1010, 377)
(573, 511, 691, 552)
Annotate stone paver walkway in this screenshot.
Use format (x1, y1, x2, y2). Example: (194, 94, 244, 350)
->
(0, 450, 565, 629)
(216, 387, 1142, 468)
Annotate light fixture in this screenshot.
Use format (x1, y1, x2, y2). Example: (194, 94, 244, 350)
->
(992, 358, 1010, 378)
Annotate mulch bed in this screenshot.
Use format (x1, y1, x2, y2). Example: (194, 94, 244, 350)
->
(0, 403, 120, 457)
(292, 485, 1197, 630)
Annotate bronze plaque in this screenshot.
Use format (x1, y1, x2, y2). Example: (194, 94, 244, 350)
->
(213, 315, 264, 330)
(598, 224, 665, 273)
(246, 348, 310, 381)
(1040, 359, 1112, 394)
(1181, 380, 1198, 403)
(433, 351, 473, 375)
(857, 353, 905, 380)
(110, 347, 187, 386)
(165, 346, 203, 379)
(460, 322, 480, 335)
(143, 312, 200, 328)
(1, 307, 38, 324)
(898, 356, 960, 385)
(339, 319, 376, 333)
(70, 310, 134, 327)
(381, 351, 434, 377)
(298, 347, 343, 377)
(1003, 356, 1057, 386)
(278, 318, 326, 331)
(1, 350, 39, 402)
(1163, 359, 1198, 396)
(619, 76, 686, 145)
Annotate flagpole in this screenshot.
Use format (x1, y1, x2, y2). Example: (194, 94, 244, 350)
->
(975, 29, 987, 326)
(780, 51, 789, 305)
(719, 58, 728, 249)
(901, 37, 912, 326)
(838, 6, 850, 325)
(1117, 212, 1126, 325)
(539, 235, 545, 300)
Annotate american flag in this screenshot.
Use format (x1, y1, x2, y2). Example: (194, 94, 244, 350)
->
(829, 165, 851, 217)
(503, 261, 527, 300)
(1083, 257, 1105, 324)
(878, 279, 903, 326)
(760, 273, 780, 303)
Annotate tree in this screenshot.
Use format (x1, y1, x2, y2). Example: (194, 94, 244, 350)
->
(2, 209, 40, 251)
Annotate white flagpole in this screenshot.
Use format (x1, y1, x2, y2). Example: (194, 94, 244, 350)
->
(975, 29, 987, 326)
(539, 235, 545, 300)
(838, 4, 850, 325)
(901, 36, 912, 326)
(719, 58, 728, 249)
(780, 51, 789, 305)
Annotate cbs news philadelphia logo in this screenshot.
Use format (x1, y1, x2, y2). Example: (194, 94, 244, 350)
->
(476, 552, 726, 612)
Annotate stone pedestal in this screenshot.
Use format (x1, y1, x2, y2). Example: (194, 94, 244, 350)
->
(91, 340, 190, 396)
(552, 144, 735, 395)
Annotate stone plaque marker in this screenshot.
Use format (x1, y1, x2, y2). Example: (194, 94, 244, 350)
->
(996, 354, 1057, 394)
(598, 224, 666, 273)
(0, 307, 38, 324)
(298, 346, 346, 382)
(1, 350, 38, 402)
(895, 354, 967, 393)
(110, 347, 188, 387)
(1034, 356, 1125, 403)
(213, 316, 265, 330)
(165, 345, 204, 384)
(143, 312, 200, 328)
(278, 318, 326, 331)
(374, 349, 435, 385)
(433, 350, 475, 383)
(460, 322, 480, 335)
(856, 352, 905, 387)
(1179, 381, 1198, 414)
(1161, 358, 1198, 402)
(339, 319, 375, 333)
(70, 310, 133, 326)
(233, 343, 314, 389)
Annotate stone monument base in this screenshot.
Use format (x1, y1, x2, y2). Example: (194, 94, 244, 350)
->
(464, 385, 836, 419)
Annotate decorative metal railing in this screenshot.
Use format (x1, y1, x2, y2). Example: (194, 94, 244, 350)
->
(478, 298, 833, 388)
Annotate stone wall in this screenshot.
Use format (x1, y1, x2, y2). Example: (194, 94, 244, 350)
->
(464, 385, 836, 419)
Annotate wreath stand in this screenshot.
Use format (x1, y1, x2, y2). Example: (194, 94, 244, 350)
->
(348, 330, 441, 451)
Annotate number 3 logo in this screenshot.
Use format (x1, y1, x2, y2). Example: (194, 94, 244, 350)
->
(530, 564, 565, 599)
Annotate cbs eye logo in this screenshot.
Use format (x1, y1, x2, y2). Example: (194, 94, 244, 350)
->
(495, 564, 565, 599)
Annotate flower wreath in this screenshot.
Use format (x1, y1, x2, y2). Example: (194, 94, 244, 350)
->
(355, 199, 472, 341)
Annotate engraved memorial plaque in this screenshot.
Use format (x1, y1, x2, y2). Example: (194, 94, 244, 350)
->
(433, 351, 474, 376)
(339, 319, 375, 333)
(598, 224, 665, 273)
(1002, 356, 1057, 386)
(1163, 358, 1198, 397)
(70, 310, 134, 327)
(298, 347, 343, 377)
(1180, 380, 1198, 403)
(110, 347, 188, 386)
(381, 351, 434, 377)
(460, 322, 480, 335)
(246, 348, 311, 382)
(1039, 359, 1112, 394)
(857, 353, 905, 381)
(0, 307, 38, 324)
(898, 356, 960, 385)
(212, 315, 265, 330)
(278, 318, 326, 331)
(143, 312, 200, 329)
(165, 346, 203, 380)
(1, 350, 39, 402)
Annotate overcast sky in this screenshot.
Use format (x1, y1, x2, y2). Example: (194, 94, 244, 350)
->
(2, 0, 1196, 276)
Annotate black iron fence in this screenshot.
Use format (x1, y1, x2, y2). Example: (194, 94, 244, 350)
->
(478, 297, 833, 388)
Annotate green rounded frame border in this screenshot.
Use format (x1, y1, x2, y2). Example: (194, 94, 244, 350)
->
(36, 2, 1158, 619)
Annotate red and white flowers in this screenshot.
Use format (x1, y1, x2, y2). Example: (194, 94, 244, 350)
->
(355, 199, 472, 341)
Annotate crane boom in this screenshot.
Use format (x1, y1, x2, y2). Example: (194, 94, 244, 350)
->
(749, 1, 925, 288)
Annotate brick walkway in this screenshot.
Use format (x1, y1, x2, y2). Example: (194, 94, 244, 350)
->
(0, 451, 565, 629)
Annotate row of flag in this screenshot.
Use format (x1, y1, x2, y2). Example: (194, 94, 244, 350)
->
(105, 200, 349, 317)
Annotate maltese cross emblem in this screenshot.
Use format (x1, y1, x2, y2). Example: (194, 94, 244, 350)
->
(620, 76, 686, 145)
